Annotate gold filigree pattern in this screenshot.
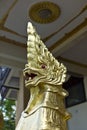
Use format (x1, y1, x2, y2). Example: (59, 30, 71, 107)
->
(25, 22, 66, 86)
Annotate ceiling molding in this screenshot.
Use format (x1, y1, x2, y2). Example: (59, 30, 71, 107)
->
(58, 57, 87, 76)
(29, 1, 60, 24)
(0, 55, 25, 69)
(58, 56, 87, 69)
(0, 36, 26, 48)
(43, 5, 87, 42)
(0, 0, 18, 25)
(0, 26, 27, 38)
(0, 53, 26, 63)
(0, 0, 26, 38)
(49, 18, 87, 51)
(0, 19, 86, 52)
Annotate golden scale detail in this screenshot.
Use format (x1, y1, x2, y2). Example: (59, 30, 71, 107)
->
(16, 22, 71, 130)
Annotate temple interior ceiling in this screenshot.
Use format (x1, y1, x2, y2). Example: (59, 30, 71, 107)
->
(0, 0, 87, 76)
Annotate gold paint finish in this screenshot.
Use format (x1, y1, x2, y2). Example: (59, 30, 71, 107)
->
(29, 2, 60, 24)
(16, 22, 71, 130)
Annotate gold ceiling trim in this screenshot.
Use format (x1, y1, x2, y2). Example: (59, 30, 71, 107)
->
(43, 5, 87, 42)
(29, 1, 60, 24)
(49, 18, 87, 51)
(0, 36, 26, 48)
(58, 56, 87, 69)
(0, 0, 26, 38)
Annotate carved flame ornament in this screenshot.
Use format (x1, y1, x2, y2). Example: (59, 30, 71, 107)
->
(16, 22, 71, 130)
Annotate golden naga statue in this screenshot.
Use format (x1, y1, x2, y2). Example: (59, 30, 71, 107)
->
(16, 22, 71, 130)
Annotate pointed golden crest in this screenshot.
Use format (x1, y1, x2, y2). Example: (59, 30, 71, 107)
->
(16, 22, 71, 130)
(24, 22, 67, 87)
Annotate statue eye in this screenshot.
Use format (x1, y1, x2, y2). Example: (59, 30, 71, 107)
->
(39, 44, 41, 48)
(41, 64, 46, 69)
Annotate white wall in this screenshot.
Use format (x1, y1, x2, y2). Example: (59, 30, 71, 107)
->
(68, 102, 87, 130)
(67, 76, 87, 130)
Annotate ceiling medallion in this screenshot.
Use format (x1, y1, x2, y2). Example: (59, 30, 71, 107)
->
(29, 1, 61, 24)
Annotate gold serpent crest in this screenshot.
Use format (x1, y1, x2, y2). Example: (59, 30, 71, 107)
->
(24, 22, 67, 87)
(16, 22, 70, 130)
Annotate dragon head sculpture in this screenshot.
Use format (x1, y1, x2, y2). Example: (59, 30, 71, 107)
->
(23, 22, 67, 88)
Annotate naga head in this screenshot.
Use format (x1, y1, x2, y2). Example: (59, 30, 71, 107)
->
(23, 22, 67, 88)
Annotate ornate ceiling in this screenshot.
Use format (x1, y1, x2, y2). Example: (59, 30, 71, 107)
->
(0, 0, 87, 75)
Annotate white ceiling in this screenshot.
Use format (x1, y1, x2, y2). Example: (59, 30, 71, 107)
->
(61, 32, 87, 65)
(0, 0, 87, 76)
